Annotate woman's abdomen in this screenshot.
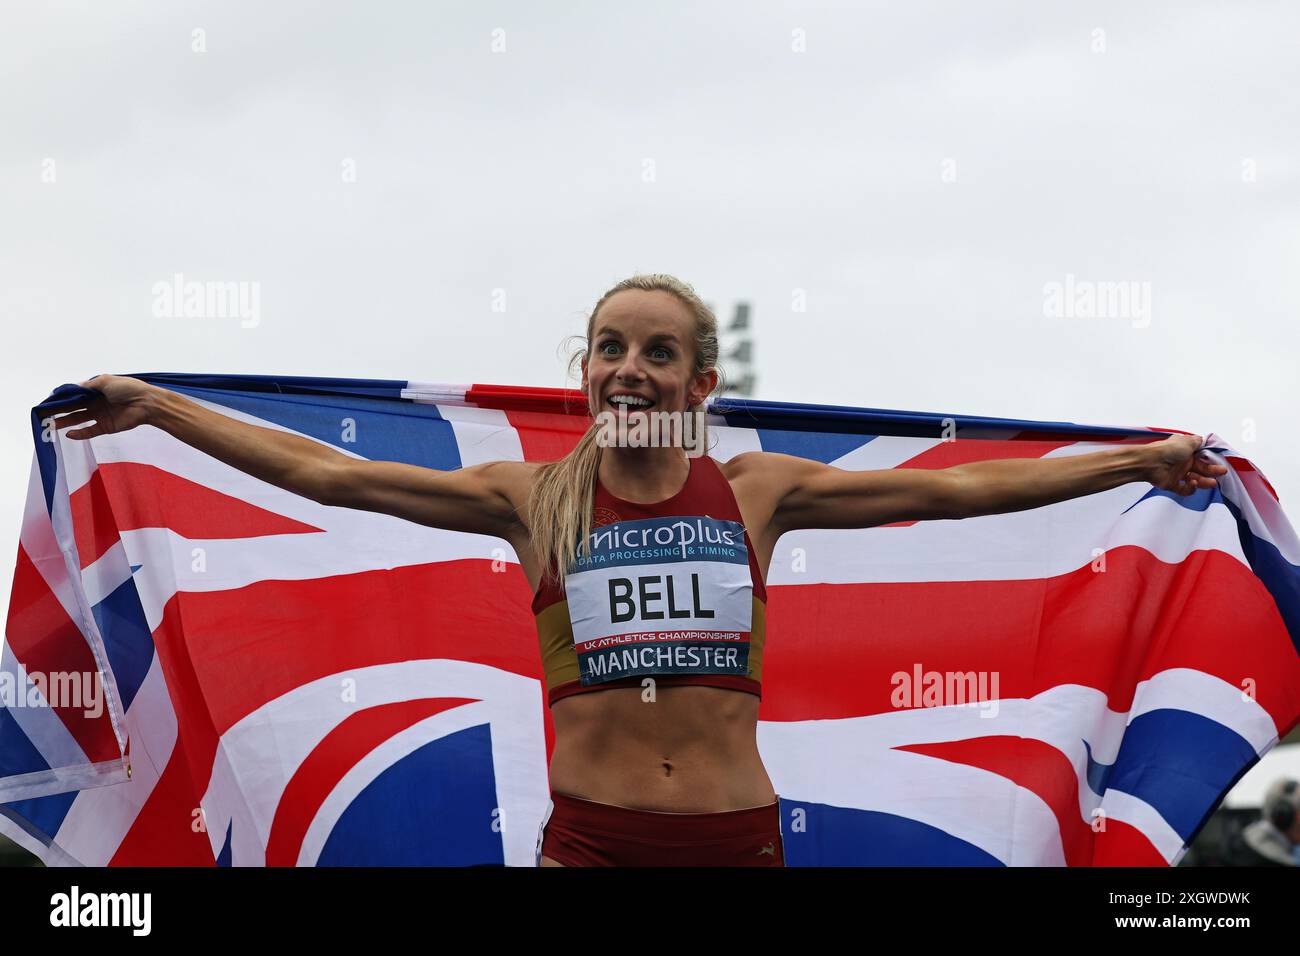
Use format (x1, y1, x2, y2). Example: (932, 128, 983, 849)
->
(546, 684, 776, 811)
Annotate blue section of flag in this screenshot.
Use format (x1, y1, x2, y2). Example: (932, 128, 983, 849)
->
(130, 372, 410, 402)
(715, 396, 1164, 442)
(163, 385, 462, 472)
(1107, 709, 1257, 841)
(0, 707, 49, 779)
(1, 790, 77, 848)
(90, 575, 154, 714)
(780, 799, 1003, 866)
(1124, 485, 1218, 514)
(1083, 739, 1113, 797)
(217, 821, 233, 867)
(316, 723, 504, 866)
(756, 429, 873, 464)
(31, 407, 60, 515)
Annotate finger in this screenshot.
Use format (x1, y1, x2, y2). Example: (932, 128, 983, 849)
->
(64, 423, 103, 440)
(42, 403, 88, 419)
(52, 411, 96, 429)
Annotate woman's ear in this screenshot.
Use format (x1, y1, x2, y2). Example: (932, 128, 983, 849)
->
(688, 368, 718, 407)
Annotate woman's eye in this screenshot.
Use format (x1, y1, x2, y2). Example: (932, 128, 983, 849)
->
(596, 341, 669, 359)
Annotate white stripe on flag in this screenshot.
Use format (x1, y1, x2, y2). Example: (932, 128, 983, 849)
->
(1131, 669, 1278, 752)
(768, 483, 1247, 585)
(401, 383, 471, 405)
(435, 404, 525, 465)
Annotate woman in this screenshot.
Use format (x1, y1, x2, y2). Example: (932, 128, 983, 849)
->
(51, 273, 1226, 867)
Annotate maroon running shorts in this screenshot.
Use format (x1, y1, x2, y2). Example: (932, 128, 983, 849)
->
(536, 789, 785, 867)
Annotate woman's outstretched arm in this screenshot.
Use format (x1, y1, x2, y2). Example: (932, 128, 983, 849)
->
(50, 374, 528, 538)
(738, 434, 1227, 535)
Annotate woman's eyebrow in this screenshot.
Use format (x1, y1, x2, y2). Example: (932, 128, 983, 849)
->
(593, 327, 680, 345)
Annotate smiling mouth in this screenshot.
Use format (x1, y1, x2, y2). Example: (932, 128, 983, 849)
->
(607, 396, 656, 410)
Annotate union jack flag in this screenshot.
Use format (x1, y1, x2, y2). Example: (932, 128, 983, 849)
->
(2, 373, 1297, 865)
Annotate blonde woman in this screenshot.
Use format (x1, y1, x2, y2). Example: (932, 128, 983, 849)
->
(54, 273, 1225, 867)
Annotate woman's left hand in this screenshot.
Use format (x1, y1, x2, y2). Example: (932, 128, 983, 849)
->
(1147, 434, 1229, 496)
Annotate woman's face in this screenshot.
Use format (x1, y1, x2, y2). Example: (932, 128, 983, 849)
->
(581, 289, 715, 419)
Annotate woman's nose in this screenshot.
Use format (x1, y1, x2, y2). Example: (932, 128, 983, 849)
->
(616, 354, 646, 380)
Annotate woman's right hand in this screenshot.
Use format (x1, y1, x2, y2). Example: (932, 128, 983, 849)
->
(51, 374, 157, 440)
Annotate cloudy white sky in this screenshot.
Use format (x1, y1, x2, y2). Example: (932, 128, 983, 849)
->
(2, 1, 1298, 628)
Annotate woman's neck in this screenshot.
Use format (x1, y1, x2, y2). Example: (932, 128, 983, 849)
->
(598, 445, 690, 504)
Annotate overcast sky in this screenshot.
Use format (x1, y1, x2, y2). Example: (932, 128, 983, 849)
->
(2, 1, 1298, 629)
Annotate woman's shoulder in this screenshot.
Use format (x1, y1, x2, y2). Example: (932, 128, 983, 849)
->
(459, 460, 546, 521)
(716, 450, 809, 484)
(487, 459, 546, 494)
(716, 450, 815, 519)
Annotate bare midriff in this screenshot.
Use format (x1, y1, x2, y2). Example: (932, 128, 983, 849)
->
(546, 683, 777, 812)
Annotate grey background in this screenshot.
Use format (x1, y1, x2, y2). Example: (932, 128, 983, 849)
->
(3, 0, 1298, 634)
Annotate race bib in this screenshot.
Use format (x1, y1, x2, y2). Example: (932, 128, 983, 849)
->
(565, 515, 753, 687)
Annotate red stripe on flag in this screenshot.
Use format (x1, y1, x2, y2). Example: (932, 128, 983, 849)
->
(467, 384, 587, 416)
(1091, 816, 1169, 866)
(501, 409, 593, 463)
(760, 546, 1300, 723)
(4, 543, 121, 763)
(110, 729, 225, 865)
(112, 590, 224, 864)
(148, 558, 546, 737)
(898, 437, 1077, 470)
(1227, 456, 1280, 501)
(70, 462, 324, 569)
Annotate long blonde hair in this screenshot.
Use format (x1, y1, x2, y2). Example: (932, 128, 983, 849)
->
(527, 274, 726, 586)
